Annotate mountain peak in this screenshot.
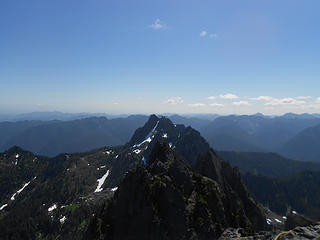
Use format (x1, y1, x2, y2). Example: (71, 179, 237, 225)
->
(127, 115, 210, 167)
(128, 114, 161, 146)
(86, 139, 267, 240)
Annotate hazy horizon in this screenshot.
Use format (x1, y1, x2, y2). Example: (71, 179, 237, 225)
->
(1, 110, 319, 119)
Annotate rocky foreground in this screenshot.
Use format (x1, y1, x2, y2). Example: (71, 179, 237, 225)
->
(219, 224, 320, 239)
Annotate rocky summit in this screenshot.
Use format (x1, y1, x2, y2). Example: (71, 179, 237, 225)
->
(85, 142, 267, 240)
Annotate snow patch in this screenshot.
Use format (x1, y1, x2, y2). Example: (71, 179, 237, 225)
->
(0, 204, 7, 211)
(48, 204, 57, 212)
(292, 210, 297, 214)
(60, 216, 67, 224)
(104, 150, 112, 155)
(169, 142, 173, 148)
(151, 120, 159, 134)
(100, 165, 106, 169)
(133, 137, 152, 148)
(266, 218, 272, 225)
(162, 133, 168, 138)
(133, 149, 141, 154)
(282, 216, 287, 220)
(133, 120, 159, 147)
(115, 155, 119, 159)
(274, 218, 282, 224)
(111, 187, 118, 191)
(15, 154, 19, 159)
(94, 170, 110, 193)
(10, 181, 31, 201)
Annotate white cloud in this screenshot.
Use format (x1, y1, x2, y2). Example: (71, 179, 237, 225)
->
(150, 19, 167, 30)
(209, 103, 224, 107)
(250, 96, 273, 101)
(209, 33, 218, 39)
(316, 97, 320, 103)
(208, 96, 216, 100)
(165, 97, 183, 105)
(219, 93, 239, 100)
(188, 103, 206, 108)
(296, 96, 312, 100)
(264, 98, 306, 106)
(200, 31, 207, 37)
(232, 101, 251, 106)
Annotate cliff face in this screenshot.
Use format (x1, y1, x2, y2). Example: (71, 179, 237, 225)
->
(86, 142, 267, 240)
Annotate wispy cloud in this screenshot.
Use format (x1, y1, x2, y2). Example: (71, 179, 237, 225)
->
(150, 19, 167, 30)
(219, 93, 239, 100)
(264, 98, 306, 106)
(200, 30, 218, 39)
(200, 31, 207, 37)
(232, 101, 251, 106)
(249, 96, 273, 101)
(188, 103, 206, 108)
(316, 97, 320, 103)
(165, 97, 183, 105)
(296, 96, 312, 100)
(209, 103, 224, 107)
(208, 96, 216, 100)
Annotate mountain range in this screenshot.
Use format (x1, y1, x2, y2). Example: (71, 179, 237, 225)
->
(199, 114, 320, 162)
(1, 112, 320, 161)
(1, 114, 320, 239)
(0, 115, 148, 157)
(0, 115, 270, 240)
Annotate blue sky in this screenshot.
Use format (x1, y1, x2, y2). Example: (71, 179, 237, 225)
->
(1, 0, 320, 115)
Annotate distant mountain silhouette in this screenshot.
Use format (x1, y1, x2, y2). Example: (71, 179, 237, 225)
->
(0, 111, 130, 122)
(217, 151, 320, 177)
(168, 114, 212, 131)
(1, 115, 148, 156)
(2, 113, 320, 161)
(200, 115, 320, 156)
(279, 122, 320, 162)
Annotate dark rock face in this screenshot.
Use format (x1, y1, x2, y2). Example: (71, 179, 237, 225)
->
(285, 213, 315, 230)
(195, 150, 268, 233)
(86, 142, 267, 240)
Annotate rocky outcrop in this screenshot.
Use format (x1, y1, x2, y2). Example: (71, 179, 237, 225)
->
(285, 212, 314, 230)
(86, 142, 267, 240)
(219, 224, 320, 240)
(196, 150, 268, 233)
